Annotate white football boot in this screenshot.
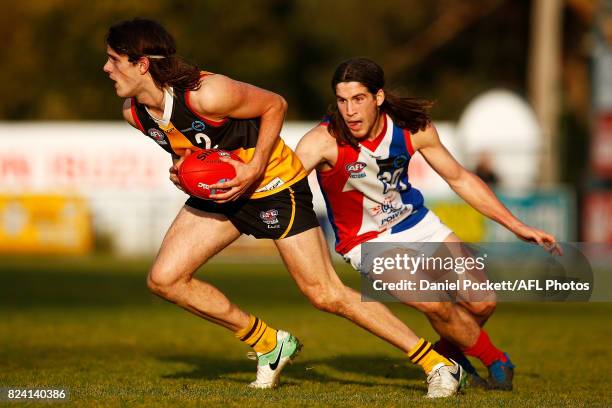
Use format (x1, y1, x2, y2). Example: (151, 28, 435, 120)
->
(425, 359, 465, 398)
(247, 330, 302, 389)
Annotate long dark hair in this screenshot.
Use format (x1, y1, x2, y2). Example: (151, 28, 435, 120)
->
(106, 18, 201, 91)
(327, 58, 433, 149)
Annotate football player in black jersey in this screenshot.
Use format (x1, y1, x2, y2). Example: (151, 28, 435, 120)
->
(103, 18, 462, 397)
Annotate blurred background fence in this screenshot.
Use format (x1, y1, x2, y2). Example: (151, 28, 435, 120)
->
(0, 0, 610, 256)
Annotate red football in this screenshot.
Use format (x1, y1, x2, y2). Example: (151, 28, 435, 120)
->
(178, 149, 243, 199)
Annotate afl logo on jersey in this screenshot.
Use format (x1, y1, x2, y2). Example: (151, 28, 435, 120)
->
(345, 161, 367, 178)
(147, 128, 168, 145)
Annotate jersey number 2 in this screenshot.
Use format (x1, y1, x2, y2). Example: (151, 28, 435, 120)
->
(195, 133, 212, 149)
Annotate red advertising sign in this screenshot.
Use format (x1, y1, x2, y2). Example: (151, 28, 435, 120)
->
(592, 113, 612, 179)
(583, 191, 612, 243)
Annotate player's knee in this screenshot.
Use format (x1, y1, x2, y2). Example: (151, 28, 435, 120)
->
(147, 266, 184, 299)
(410, 302, 453, 321)
(307, 287, 345, 314)
(468, 301, 496, 318)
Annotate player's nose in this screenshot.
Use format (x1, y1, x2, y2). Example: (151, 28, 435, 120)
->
(346, 101, 356, 115)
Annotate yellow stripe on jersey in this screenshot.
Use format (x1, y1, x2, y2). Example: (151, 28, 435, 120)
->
(158, 121, 198, 156)
(233, 138, 307, 199)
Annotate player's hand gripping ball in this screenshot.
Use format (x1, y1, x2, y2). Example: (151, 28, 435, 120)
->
(178, 149, 243, 199)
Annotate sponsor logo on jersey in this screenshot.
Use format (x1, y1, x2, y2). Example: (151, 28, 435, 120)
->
(260, 209, 280, 227)
(148, 128, 168, 145)
(192, 120, 206, 132)
(370, 200, 403, 216)
(255, 177, 285, 193)
(181, 120, 206, 133)
(370, 193, 414, 227)
(393, 154, 408, 168)
(345, 161, 367, 178)
(380, 206, 410, 226)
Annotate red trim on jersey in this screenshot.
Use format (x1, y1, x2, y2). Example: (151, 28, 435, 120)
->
(403, 129, 415, 156)
(130, 98, 145, 133)
(318, 144, 383, 255)
(359, 113, 387, 151)
(339, 231, 381, 255)
(184, 90, 229, 126)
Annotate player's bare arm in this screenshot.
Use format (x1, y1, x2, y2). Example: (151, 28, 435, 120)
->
(188, 74, 288, 203)
(413, 124, 561, 255)
(295, 125, 338, 173)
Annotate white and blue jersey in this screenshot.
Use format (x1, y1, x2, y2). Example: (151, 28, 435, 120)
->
(317, 113, 429, 255)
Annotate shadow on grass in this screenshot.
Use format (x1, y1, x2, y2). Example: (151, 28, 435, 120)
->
(0, 266, 308, 309)
(159, 353, 423, 389)
(0, 269, 153, 308)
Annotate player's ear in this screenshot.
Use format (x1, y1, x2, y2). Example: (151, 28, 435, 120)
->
(375, 89, 385, 107)
(138, 56, 150, 74)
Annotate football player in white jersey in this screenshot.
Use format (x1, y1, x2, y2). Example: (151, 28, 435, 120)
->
(296, 58, 562, 391)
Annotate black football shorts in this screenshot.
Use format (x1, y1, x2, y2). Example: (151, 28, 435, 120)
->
(185, 177, 320, 239)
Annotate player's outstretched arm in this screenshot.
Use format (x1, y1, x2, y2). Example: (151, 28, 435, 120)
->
(413, 124, 562, 255)
(188, 74, 287, 203)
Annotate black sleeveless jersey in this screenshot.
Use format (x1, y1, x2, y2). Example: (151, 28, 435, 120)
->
(129, 81, 306, 199)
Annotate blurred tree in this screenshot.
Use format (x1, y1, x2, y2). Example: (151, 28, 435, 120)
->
(0, 0, 591, 136)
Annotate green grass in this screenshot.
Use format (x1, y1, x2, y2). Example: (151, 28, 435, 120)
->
(1, 255, 611, 407)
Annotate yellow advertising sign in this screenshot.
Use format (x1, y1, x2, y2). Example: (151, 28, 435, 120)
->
(429, 201, 486, 242)
(0, 195, 92, 254)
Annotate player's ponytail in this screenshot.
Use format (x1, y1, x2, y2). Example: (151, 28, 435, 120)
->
(106, 18, 202, 91)
(146, 55, 202, 91)
(382, 93, 433, 134)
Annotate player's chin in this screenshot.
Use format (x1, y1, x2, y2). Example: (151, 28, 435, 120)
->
(114, 86, 131, 98)
(350, 130, 368, 139)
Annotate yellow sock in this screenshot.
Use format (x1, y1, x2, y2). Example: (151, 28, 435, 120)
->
(234, 315, 278, 354)
(407, 338, 452, 374)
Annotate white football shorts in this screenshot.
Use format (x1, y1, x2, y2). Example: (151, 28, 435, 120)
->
(342, 210, 453, 273)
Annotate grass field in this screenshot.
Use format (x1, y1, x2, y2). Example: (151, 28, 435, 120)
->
(1, 255, 611, 407)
